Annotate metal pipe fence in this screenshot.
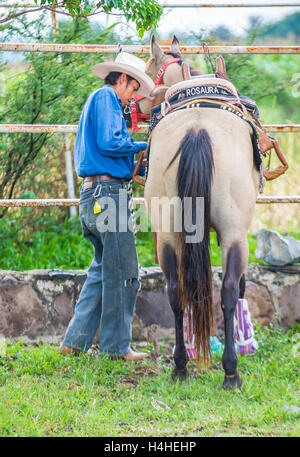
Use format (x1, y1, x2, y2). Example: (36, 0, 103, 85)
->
(1, 196, 300, 207)
(1, 43, 300, 54)
(161, 2, 300, 7)
(1, 4, 299, 209)
(1, 125, 298, 207)
(1, 124, 299, 133)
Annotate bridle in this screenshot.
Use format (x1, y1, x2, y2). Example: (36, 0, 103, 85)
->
(129, 57, 181, 132)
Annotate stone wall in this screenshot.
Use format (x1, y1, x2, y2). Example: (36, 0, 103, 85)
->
(0, 265, 299, 344)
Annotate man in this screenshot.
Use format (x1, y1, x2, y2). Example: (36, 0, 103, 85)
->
(60, 52, 155, 361)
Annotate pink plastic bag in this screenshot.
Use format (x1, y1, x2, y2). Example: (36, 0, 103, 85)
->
(234, 298, 258, 355)
(181, 298, 258, 359)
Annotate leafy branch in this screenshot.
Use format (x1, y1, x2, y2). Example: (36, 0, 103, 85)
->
(0, 0, 163, 36)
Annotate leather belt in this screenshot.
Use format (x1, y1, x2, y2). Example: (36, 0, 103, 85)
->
(83, 174, 124, 190)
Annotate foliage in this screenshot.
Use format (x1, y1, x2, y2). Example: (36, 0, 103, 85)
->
(1, 0, 163, 37)
(0, 15, 130, 209)
(175, 31, 299, 118)
(173, 12, 300, 44)
(0, 324, 299, 436)
(0, 211, 299, 270)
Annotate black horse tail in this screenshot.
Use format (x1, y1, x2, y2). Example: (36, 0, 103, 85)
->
(166, 128, 215, 368)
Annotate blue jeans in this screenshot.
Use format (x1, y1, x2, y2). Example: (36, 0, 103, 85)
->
(62, 179, 140, 356)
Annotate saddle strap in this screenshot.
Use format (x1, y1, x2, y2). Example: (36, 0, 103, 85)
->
(153, 231, 159, 264)
(132, 148, 147, 186)
(132, 151, 158, 263)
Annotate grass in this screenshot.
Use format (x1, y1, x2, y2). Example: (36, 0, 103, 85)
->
(0, 324, 299, 437)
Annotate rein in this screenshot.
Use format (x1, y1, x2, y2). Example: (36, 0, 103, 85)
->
(130, 58, 181, 132)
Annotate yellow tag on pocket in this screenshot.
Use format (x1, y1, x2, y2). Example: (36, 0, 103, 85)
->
(93, 201, 101, 214)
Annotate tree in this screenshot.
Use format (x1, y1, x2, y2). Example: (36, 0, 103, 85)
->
(0, 0, 163, 37)
(209, 25, 233, 42)
(0, 15, 136, 215)
(260, 12, 300, 40)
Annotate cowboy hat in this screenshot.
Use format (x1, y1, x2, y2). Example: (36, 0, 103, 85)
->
(92, 52, 155, 99)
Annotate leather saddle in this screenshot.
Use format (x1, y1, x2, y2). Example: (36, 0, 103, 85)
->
(133, 56, 288, 185)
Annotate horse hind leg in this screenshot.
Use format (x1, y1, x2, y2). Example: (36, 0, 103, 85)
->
(160, 242, 189, 382)
(220, 237, 249, 390)
(239, 273, 246, 299)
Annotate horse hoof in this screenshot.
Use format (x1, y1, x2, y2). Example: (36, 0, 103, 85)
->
(171, 368, 188, 382)
(223, 372, 243, 390)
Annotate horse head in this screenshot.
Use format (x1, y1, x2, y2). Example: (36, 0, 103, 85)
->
(148, 35, 189, 101)
(136, 35, 195, 117)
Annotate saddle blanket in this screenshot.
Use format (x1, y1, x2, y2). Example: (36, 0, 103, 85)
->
(164, 76, 259, 118)
(147, 98, 262, 173)
(165, 76, 241, 107)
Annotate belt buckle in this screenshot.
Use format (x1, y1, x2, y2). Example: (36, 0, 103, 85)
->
(92, 184, 102, 200)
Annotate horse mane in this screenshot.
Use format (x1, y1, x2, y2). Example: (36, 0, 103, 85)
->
(165, 52, 202, 76)
(164, 51, 183, 65)
(145, 52, 183, 74)
(190, 67, 202, 76)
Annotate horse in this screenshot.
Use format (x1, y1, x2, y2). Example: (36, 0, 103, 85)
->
(139, 36, 260, 390)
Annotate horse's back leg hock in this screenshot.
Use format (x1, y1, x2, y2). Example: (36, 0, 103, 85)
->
(221, 240, 248, 390)
(161, 243, 188, 382)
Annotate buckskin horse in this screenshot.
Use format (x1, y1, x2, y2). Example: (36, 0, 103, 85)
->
(136, 36, 260, 390)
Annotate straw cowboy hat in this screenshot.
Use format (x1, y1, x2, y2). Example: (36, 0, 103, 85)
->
(92, 52, 155, 99)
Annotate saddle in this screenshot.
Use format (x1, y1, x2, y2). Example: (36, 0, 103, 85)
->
(132, 55, 288, 185)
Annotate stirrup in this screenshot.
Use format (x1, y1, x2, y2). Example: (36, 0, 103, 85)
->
(132, 175, 146, 186)
(258, 130, 288, 181)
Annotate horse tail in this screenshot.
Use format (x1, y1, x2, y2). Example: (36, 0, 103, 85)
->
(167, 128, 215, 368)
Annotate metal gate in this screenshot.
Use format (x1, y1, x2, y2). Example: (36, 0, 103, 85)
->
(0, 1, 299, 208)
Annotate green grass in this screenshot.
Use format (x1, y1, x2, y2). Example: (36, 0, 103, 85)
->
(0, 324, 299, 437)
(1, 212, 299, 270)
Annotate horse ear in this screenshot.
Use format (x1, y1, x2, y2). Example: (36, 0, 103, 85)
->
(170, 35, 181, 55)
(150, 34, 164, 62)
(150, 85, 169, 98)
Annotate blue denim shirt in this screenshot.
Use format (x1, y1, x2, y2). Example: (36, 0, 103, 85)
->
(74, 85, 147, 180)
